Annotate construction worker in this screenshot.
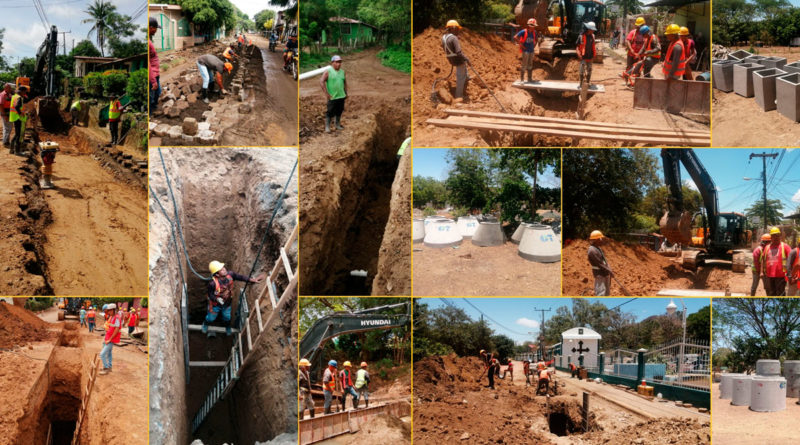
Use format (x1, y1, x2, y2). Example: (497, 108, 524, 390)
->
(787, 243, 800, 296)
(576, 22, 597, 86)
(238, 33, 245, 52)
(355, 361, 370, 408)
(99, 303, 122, 375)
(537, 366, 550, 395)
(679, 27, 697, 80)
(87, 306, 96, 332)
(322, 360, 338, 414)
(515, 18, 542, 82)
(79, 305, 87, 328)
(486, 358, 499, 389)
(196, 54, 233, 104)
(320, 55, 347, 133)
(127, 308, 138, 336)
(588, 230, 613, 296)
(339, 361, 359, 410)
(398, 136, 410, 160)
(202, 260, 265, 337)
(108, 94, 125, 146)
(223, 45, 238, 62)
(523, 360, 531, 386)
(299, 358, 315, 419)
(751, 233, 771, 296)
(625, 17, 646, 72)
(500, 359, 514, 380)
(621, 26, 660, 86)
(662, 24, 687, 81)
(760, 227, 791, 296)
(442, 20, 469, 99)
(9, 85, 28, 155)
(149, 17, 162, 116)
(480, 349, 490, 367)
(0, 83, 13, 147)
(70, 94, 82, 126)
(569, 362, 578, 378)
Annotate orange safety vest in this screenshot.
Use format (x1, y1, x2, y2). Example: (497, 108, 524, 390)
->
(209, 273, 234, 311)
(87, 310, 95, 321)
(578, 33, 596, 60)
(324, 368, 336, 391)
(662, 39, 687, 77)
(761, 242, 790, 278)
(223, 48, 234, 59)
(517, 29, 537, 53)
(539, 369, 550, 380)
(238, 35, 245, 43)
(642, 34, 660, 59)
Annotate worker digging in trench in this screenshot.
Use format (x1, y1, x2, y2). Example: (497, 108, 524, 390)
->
(201, 260, 265, 337)
(196, 54, 234, 104)
(441, 20, 469, 100)
(515, 18, 542, 83)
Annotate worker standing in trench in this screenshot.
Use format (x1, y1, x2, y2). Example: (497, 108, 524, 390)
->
(87, 306, 96, 332)
(299, 358, 315, 419)
(442, 20, 469, 100)
(9, 85, 28, 155)
(100, 304, 122, 375)
(486, 358, 499, 389)
(752, 234, 770, 296)
(201, 260, 265, 337)
(127, 308, 138, 338)
(0, 83, 12, 147)
(355, 361, 370, 408)
(662, 24, 687, 82)
(149, 17, 162, 117)
(320, 55, 347, 134)
(108, 94, 126, 146)
(514, 18, 542, 83)
(587, 230, 613, 296)
(339, 361, 359, 410)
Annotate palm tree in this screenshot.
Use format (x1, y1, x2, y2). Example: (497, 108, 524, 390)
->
(83, 0, 117, 57)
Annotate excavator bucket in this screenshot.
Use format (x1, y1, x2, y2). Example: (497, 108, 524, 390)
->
(659, 211, 693, 245)
(35, 97, 68, 133)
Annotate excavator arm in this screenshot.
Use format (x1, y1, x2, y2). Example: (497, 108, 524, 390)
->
(659, 148, 720, 245)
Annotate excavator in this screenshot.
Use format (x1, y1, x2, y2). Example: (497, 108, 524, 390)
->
(659, 148, 750, 271)
(300, 302, 410, 387)
(15, 25, 67, 138)
(515, 0, 607, 61)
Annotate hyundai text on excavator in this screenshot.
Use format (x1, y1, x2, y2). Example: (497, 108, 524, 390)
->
(659, 148, 750, 271)
(515, 0, 607, 61)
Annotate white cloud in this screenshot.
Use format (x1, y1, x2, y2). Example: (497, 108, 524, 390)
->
(515, 317, 540, 329)
(683, 179, 698, 191)
(792, 188, 800, 203)
(4, 23, 49, 57)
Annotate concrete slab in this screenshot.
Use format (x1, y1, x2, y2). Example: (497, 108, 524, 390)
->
(754, 68, 787, 111)
(734, 63, 761, 97)
(784, 61, 800, 74)
(776, 73, 800, 122)
(511, 80, 606, 93)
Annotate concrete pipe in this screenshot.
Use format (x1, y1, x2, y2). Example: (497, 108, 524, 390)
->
(731, 375, 753, 406)
(518, 224, 561, 263)
(750, 376, 787, 412)
(784, 360, 800, 398)
(756, 359, 781, 376)
(471, 221, 505, 247)
(413, 218, 425, 244)
(423, 219, 462, 248)
(456, 216, 479, 239)
(510, 223, 533, 244)
(720, 373, 746, 399)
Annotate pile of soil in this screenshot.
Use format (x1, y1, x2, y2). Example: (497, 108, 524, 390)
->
(413, 354, 485, 402)
(562, 239, 695, 296)
(585, 418, 709, 444)
(349, 412, 410, 444)
(0, 302, 55, 348)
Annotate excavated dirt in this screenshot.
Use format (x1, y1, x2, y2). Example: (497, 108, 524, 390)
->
(582, 418, 709, 444)
(412, 27, 709, 147)
(0, 302, 56, 348)
(713, 46, 800, 147)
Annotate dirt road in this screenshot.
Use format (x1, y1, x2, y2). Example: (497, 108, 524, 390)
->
(711, 381, 798, 444)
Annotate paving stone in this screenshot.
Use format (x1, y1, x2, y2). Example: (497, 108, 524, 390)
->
(182, 117, 198, 136)
(167, 125, 182, 139)
(153, 123, 171, 137)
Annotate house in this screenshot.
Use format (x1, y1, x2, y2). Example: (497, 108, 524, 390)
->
(329, 17, 378, 45)
(73, 56, 116, 77)
(73, 54, 148, 78)
(149, 4, 197, 51)
(645, 0, 710, 40)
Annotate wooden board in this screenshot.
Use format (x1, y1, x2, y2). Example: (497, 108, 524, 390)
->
(512, 80, 606, 93)
(634, 78, 711, 115)
(656, 289, 747, 297)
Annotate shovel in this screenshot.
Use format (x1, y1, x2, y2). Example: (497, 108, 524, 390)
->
(612, 275, 631, 296)
(467, 61, 508, 112)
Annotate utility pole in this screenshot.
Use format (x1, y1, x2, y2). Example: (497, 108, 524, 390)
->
(58, 31, 72, 55)
(532, 307, 551, 361)
(750, 152, 778, 230)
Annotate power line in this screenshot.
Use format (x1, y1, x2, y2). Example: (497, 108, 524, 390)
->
(460, 298, 529, 337)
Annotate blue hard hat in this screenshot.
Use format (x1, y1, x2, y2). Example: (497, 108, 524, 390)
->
(639, 25, 650, 34)
(329, 360, 338, 367)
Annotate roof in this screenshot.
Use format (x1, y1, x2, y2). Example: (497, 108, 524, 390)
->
(562, 327, 602, 340)
(645, 0, 708, 7)
(149, 4, 182, 10)
(74, 56, 117, 62)
(96, 52, 148, 67)
(329, 16, 378, 29)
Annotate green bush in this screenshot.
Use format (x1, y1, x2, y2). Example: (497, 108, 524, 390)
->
(423, 206, 437, 217)
(126, 69, 148, 111)
(450, 207, 468, 218)
(25, 298, 53, 312)
(102, 70, 128, 97)
(377, 45, 411, 73)
(84, 72, 104, 97)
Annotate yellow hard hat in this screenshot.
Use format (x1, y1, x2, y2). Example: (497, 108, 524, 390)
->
(635, 17, 645, 26)
(446, 20, 461, 29)
(761, 233, 771, 242)
(665, 24, 681, 35)
(360, 361, 367, 367)
(343, 361, 352, 367)
(770, 226, 781, 235)
(209, 260, 225, 274)
(679, 26, 690, 36)
(589, 230, 604, 240)
(299, 358, 311, 367)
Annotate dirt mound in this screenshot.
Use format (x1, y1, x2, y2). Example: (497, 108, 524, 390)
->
(586, 418, 709, 444)
(413, 354, 485, 401)
(350, 412, 410, 444)
(0, 302, 55, 348)
(562, 239, 696, 296)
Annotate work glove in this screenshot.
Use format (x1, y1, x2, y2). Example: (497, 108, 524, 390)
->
(216, 298, 225, 306)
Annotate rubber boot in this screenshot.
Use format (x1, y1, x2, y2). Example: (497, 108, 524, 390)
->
(201, 322, 208, 334)
(225, 325, 232, 336)
(365, 399, 368, 408)
(335, 115, 344, 130)
(520, 68, 525, 82)
(527, 70, 533, 82)
(40, 175, 54, 189)
(325, 116, 331, 133)
(201, 88, 210, 104)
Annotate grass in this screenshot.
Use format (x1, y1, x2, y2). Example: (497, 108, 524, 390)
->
(378, 45, 411, 73)
(300, 48, 365, 73)
(160, 56, 186, 73)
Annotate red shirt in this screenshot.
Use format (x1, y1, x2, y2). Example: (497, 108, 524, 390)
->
(627, 29, 644, 55)
(128, 314, 138, 327)
(339, 369, 354, 389)
(0, 90, 11, 111)
(149, 40, 160, 85)
(104, 313, 123, 344)
(763, 242, 791, 278)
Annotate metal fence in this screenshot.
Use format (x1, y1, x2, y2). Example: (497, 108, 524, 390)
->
(602, 348, 640, 378)
(645, 338, 710, 392)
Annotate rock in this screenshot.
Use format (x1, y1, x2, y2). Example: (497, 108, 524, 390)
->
(162, 99, 175, 110)
(202, 110, 216, 121)
(149, 137, 162, 147)
(189, 82, 200, 93)
(153, 124, 171, 137)
(460, 433, 469, 440)
(182, 117, 198, 136)
(148, 122, 158, 131)
(187, 93, 198, 104)
(437, 88, 453, 104)
(175, 100, 190, 111)
(198, 122, 211, 132)
(167, 125, 182, 139)
(238, 103, 252, 114)
(165, 106, 181, 118)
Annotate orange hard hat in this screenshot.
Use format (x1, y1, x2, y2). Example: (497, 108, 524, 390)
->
(224, 62, 233, 73)
(761, 233, 771, 242)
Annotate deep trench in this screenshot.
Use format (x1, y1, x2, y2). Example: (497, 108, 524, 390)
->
(157, 150, 295, 443)
(546, 400, 594, 437)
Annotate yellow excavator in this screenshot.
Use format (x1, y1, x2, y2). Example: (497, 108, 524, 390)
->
(515, 0, 607, 61)
(659, 148, 750, 271)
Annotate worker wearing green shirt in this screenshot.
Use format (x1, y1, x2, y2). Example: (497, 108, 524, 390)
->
(320, 55, 347, 134)
(398, 137, 410, 160)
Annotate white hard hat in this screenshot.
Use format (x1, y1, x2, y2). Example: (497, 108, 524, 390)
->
(585, 21, 597, 31)
(106, 303, 116, 310)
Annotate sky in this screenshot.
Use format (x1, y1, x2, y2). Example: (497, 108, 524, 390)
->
(229, 0, 281, 20)
(418, 297, 710, 345)
(2, 0, 146, 62)
(412, 148, 561, 189)
(644, 148, 800, 217)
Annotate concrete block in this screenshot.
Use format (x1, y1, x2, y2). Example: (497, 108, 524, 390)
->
(712, 60, 737, 92)
(182, 117, 198, 136)
(783, 61, 800, 74)
(153, 123, 171, 137)
(198, 122, 211, 132)
(148, 122, 158, 131)
(776, 73, 800, 122)
(238, 104, 252, 114)
(728, 49, 753, 61)
(734, 63, 761, 97)
(167, 125, 183, 139)
(762, 57, 787, 69)
(743, 55, 767, 66)
(753, 68, 787, 111)
(181, 134, 195, 144)
(165, 106, 181, 118)
(202, 110, 216, 120)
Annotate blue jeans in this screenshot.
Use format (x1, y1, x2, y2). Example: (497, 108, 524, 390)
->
(88, 321, 95, 332)
(341, 386, 358, 409)
(324, 390, 333, 413)
(149, 76, 161, 115)
(205, 305, 231, 324)
(197, 62, 210, 88)
(100, 342, 114, 369)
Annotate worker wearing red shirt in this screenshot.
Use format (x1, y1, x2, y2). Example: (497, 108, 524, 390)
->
(625, 17, 646, 71)
(523, 360, 531, 386)
(127, 309, 138, 335)
(751, 234, 770, 295)
(100, 304, 122, 375)
(339, 361, 359, 410)
(501, 359, 514, 380)
(761, 227, 792, 296)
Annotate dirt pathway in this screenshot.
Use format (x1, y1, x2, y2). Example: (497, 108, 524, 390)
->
(711, 382, 798, 444)
(43, 153, 147, 295)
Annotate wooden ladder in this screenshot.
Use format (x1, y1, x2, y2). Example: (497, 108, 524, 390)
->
(71, 354, 100, 445)
(191, 224, 298, 433)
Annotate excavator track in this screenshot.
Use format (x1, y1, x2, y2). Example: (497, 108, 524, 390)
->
(538, 40, 557, 61)
(682, 250, 701, 269)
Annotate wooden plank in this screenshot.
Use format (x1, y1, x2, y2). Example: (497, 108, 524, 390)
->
(189, 361, 228, 367)
(187, 324, 239, 334)
(281, 247, 294, 282)
(255, 298, 264, 332)
(452, 115, 708, 139)
(512, 80, 605, 93)
(656, 289, 747, 297)
(426, 118, 709, 146)
(442, 109, 709, 135)
(246, 319, 253, 352)
(267, 278, 277, 309)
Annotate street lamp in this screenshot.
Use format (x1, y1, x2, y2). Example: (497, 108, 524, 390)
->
(666, 298, 687, 385)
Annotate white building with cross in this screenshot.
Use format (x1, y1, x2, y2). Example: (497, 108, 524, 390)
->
(562, 326, 601, 368)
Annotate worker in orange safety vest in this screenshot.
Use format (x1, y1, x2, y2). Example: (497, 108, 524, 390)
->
(761, 227, 791, 296)
(662, 24, 687, 81)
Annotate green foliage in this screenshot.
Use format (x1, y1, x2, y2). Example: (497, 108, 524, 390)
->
(25, 298, 53, 312)
(629, 212, 660, 233)
(745, 198, 784, 227)
(83, 0, 117, 56)
(686, 305, 711, 341)
(714, 0, 800, 46)
(412, 0, 487, 33)
(422, 206, 437, 217)
(177, 0, 237, 33)
(491, 334, 516, 363)
(126, 69, 148, 110)
(18, 57, 37, 77)
(108, 38, 147, 59)
(102, 70, 128, 96)
(377, 45, 411, 73)
(71, 40, 101, 58)
(492, 174, 532, 226)
(301, 0, 409, 49)
(357, 0, 411, 44)
(68, 77, 83, 91)
(445, 149, 491, 211)
(413, 301, 494, 360)
(483, 0, 515, 23)
(254, 9, 277, 30)
(84, 72, 104, 96)
(413, 176, 447, 208)
(450, 207, 468, 218)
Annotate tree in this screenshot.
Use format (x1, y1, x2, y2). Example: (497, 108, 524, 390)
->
(413, 176, 447, 208)
(445, 149, 491, 212)
(605, 0, 644, 29)
(177, 0, 237, 35)
(491, 334, 516, 363)
(745, 198, 784, 227)
(70, 40, 101, 58)
(83, 0, 118, 56)
(108, 38, 147, 58)
(358, 0, 412, 45)
(496, 148, 561, 222)
(254, 9, 277, 31)
(713, 298, 800, 365)
(686, 305, 711, 341)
